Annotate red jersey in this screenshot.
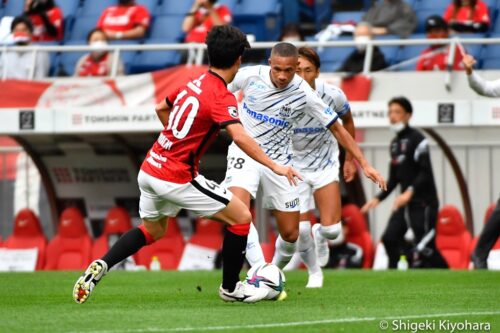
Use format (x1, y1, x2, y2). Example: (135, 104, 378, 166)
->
(29, 7, 63, 41)
(141, 71, 240, 183)
(416, 45, 464, 71)
(185, 5, 232, 43)
(443, 1, 490, 25)
(97, 5, 151, 33)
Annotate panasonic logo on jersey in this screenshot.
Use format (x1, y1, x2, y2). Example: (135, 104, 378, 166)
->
(243, 103, 290, 127)
(294, 127, 324, 134)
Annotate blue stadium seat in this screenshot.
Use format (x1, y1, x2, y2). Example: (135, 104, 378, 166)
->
(34, 41, 60, 76)
(128, 38, 182, 74)
(56, 40, 87, 76)
(331, 11, 364, 24)
(413, 0, 449, 11)
(233, 0, 282, 41)
(455, 33, 485, 59)
(3, 0, 24, 17)
(218, 0, 239, 11)
(58, 0, 81, 19)
(149, 15, 185, 41)
(395, 33, 427, 71)
(299, 0, 333, 30)
(68, 16, 99, 41)
(109, 40, 141, 73)
(317, 46, 356, 72)
(156, 1, 192, 15)
(492, 13, 500, 33)
(80, 0, 116, 17)
(136, 0, 158, 13)
(480, 44, 500, 69)
(374, 35, 402, 66)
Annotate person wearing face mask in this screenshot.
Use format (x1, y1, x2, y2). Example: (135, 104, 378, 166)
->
(416, 15, 464, 71)
(338, 22, 387, 74)
(361, 97, 448, 269)
(24, 0, 63, 42)
(97, 0, 151, 40)
(74, 28, 124, 77)
(0, 16, 50, 79)
(182, 0, 232, 44)
(443, 0, 490, 33)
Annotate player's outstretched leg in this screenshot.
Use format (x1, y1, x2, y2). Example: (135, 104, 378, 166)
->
(298, 221, 323, 288)
(73, 221, 162, 304)
(213, 197, 268, 303)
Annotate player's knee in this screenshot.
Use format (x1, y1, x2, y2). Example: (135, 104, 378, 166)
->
(318, 223, 341, 240)
(143, 223, 166, 241)
(233, 209, 252, 225)
(281, 229, 299, 243)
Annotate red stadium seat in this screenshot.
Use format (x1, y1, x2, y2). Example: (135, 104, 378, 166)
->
(189, 218, 223, 249)
(342, 204, 375, 269)
(470, 203, 500, 254)
(4, 209, 47, 270)
(45, 207, 92, 270)
(136, 218, 185, 269)
(435, 205, 472, 269)
(91, 207, 134, 260)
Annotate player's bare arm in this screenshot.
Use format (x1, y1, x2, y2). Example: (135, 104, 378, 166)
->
(225, 123, 302, 185)
(155, 99, 172, 127)
(340, 110, 357, 182)
(328, 121, 387, 190)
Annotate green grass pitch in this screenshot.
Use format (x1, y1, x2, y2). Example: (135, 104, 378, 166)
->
(0, 270, 499, 333)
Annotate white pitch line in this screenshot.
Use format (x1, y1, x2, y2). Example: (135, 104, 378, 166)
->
(69, 310, 500, 333)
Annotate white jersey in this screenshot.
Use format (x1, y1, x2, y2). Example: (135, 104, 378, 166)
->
(292, 79, 350, 172)
(228, 65, 338, 165)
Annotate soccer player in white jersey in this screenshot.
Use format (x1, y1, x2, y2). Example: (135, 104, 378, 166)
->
(289, 46, 357, 287)
(224, 42, 386, 281)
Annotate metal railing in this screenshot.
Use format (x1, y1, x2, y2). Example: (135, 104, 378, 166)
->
(2, 37, 500, 80)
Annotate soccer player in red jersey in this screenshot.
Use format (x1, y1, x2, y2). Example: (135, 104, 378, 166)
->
(73, 25, 301, 304)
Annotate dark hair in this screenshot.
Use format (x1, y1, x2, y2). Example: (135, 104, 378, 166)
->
(279, 23, 304, 41)
(298, 46, 321, 69)
(271, 42, 298, 58)
(206, 25, 250, 69)
(389, 96, 413, 114)
(11, 16, 34, 33)
(86, 28, 107, 42)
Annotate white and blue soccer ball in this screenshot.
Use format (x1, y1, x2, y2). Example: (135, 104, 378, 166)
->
(245, 263, 286, 300)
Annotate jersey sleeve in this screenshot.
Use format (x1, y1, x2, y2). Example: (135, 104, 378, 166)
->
(227, 66, 253, 93)
(166, 86, 182, 107)
(301, 80, 339, 128)
(443, 5, 453, 22)
(132, 5, 151, 29)
(325, 84, 350, 117)
(211, 92, 241, 127)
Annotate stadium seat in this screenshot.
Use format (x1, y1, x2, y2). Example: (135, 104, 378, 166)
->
(331, 11, 364, 24)
(318, 45, 356, 72)
(218, 0, 239, 11)
(342, 204, 374, 269)
(68, 16, 99, 41)
(435, 205, 472, 269)
(128, 38, 182, 74)
(4, 209, 47, 270)
(413, 0, 448, 11)
(44, 207, 93, 270)
(3, 0, 24, 17)
(395, 34, 428, 71)
(480, 44, 500, 69)
(156, 1, 192, 15)
(55, 40, 87, 76)
(233, 0, 282, 41)
(136, 0, 158, 13)
(80, 0, 116, 17)
(58, 0, 81, 20)
(109, 40, 142, 74)
(148, 15, 185, 41)
(91, 206, 133, 260)
(299, 0, 333, 30)
(189, 218, 223, 249)
(136, 218, 185, 270)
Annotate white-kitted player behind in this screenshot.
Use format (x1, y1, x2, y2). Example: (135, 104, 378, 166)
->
(223, 42, 386, 286)
(291, 46, 357, 287)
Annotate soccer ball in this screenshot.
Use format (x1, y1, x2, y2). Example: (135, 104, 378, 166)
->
(245, 263, 286, 300)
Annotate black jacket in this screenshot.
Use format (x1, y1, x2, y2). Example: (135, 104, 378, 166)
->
(377, 126, 439, 206)
(338, 46, 387, 73)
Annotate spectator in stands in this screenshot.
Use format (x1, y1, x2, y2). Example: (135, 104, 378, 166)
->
(338, 22, 387, 74)
(279, 23, 304, 43)
(416, 15, 464, 71)
(24, 0, 63, 41)
(362, 0, 417, 38)
(462, 54, 500, 269)
(361, 97, 448, 269)
(443, 0, 490, 33)
(326, 220, 363, 269)
(74, 28, 124, 77)
(0, 16, 50, 79)
(182, 0, 232, 43)
(97, 0, 151, 40)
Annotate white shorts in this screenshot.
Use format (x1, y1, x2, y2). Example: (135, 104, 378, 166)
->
(223, 144, 300, 212)
(298, 165, 340, 214)
(138, 170, 233, 220)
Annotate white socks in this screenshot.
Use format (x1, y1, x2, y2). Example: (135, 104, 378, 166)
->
(298, 221, 321, 275)
(272, 235, 297, 269)
(317, 222, 342, 242)
(245, 222, 266, 267)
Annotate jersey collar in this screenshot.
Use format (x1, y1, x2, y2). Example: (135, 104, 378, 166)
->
(208, 70, 227, 87)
